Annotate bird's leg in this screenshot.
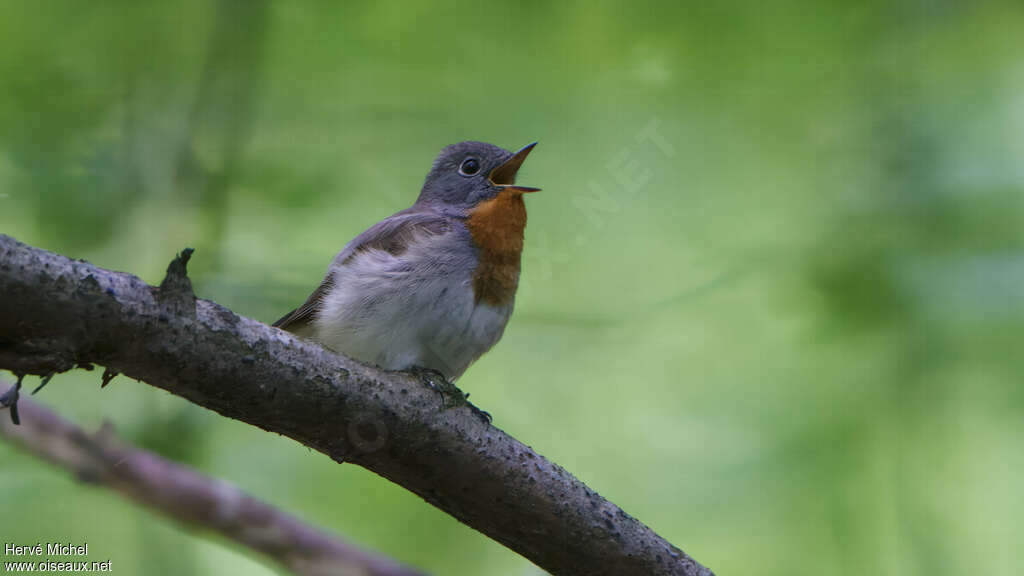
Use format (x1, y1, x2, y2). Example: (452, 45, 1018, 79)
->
(407, 366, 491, 425)
(409, 366, 464, 407)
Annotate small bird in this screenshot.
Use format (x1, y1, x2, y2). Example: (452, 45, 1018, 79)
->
(274, 141, 539, 385)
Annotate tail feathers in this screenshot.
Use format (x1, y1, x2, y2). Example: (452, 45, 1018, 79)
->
(272, 275, 334, 333)
(272, 308, 299, 329)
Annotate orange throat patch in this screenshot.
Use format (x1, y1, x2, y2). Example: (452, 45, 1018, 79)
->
(466, 192, 527, 306)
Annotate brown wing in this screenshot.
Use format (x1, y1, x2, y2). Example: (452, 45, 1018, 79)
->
(272, 209, 450, 334)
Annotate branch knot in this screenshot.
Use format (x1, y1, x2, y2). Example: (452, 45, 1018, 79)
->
(158, 248, 197, 318)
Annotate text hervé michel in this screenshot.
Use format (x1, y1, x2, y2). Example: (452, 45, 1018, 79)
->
(4, 542, 112, 572)
(6, 543, 87, 557)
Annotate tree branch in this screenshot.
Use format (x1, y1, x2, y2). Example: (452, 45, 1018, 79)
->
(0, 391, 427, 576)
(0, 234, 713, 576)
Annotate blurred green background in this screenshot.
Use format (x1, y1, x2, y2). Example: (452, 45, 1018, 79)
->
(2, 1, 1024, 574)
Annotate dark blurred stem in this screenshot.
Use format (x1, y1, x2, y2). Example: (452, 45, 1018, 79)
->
(0, 392, 428, 576)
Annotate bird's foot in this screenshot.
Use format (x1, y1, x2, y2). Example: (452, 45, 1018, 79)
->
(408, 366, 491, 425)
(409, 366, 464, 408)
(465, 399, 492, 425)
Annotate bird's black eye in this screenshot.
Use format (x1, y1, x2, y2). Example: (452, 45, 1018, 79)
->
(459, 157, 480, 176)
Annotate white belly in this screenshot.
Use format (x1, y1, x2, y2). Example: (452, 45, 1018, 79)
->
(312, 243, 512, 380)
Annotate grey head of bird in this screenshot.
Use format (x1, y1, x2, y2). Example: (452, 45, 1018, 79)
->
(415, 141, 540, 214)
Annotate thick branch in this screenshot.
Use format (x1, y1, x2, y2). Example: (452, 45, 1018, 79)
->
(0, 234, 713, 576)
(0, 392, 426, 576)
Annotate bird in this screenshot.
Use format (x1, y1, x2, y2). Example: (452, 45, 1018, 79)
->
(274, 141, 540, 389)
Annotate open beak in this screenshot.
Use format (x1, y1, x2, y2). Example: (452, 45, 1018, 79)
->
(489, 142, 541, 193)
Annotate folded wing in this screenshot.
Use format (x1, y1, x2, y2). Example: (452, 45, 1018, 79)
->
(272, 209, 451, 333)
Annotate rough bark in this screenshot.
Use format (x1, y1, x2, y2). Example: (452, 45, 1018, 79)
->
(0, 392, 427, 576)
(0, 234, 713, 576)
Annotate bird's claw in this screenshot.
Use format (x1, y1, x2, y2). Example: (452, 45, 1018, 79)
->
(408, 367, 491, 425)
(410, 366, 464, 407)
(467, 403, 492, 424)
